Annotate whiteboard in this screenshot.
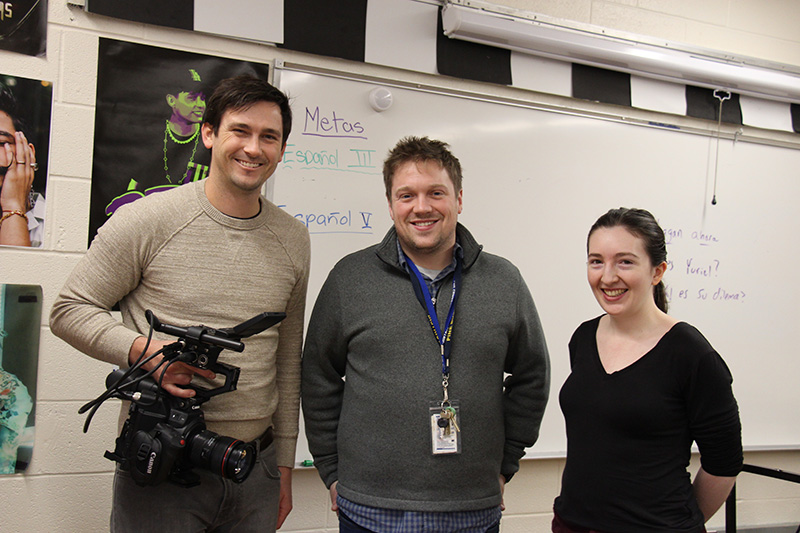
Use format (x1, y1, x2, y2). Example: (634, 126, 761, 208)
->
(273, 67, 800, 462)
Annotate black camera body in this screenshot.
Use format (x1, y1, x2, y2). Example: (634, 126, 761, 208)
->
(100, 310, 285, 488)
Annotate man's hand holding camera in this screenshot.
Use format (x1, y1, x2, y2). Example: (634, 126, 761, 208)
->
(94, 313, 277, 488)
(128, 336, 216, 398)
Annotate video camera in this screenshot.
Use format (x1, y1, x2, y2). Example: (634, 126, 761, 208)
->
(80, 310, 284, 488)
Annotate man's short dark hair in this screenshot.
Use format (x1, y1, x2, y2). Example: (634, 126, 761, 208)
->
(383, 136, 463, 198)
(0, 84, 25, 132)
(203, 75, 292, 145)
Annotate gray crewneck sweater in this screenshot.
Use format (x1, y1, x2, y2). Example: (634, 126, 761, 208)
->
(302, 224, 550, 511)
(51, 181, 310, 467)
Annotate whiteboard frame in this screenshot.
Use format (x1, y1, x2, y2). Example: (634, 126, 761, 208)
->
(276, 61, 800, 151)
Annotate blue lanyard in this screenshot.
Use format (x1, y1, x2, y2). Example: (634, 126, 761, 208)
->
(405, 256, 462, 376)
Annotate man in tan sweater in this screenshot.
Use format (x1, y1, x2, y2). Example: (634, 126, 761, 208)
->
(51, 75, 309, 532)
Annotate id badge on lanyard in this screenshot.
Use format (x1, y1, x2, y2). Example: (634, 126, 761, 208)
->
(406, 256, 463, 455)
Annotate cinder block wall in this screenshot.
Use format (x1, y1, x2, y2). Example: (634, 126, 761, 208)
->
(1, 1, 798, 531)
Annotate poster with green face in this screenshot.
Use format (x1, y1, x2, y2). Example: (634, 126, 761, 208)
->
(88, 39, 270, 245)
(0, 284, 41, 474)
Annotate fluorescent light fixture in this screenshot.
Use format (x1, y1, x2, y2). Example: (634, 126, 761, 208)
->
(442, 2, 800, 104)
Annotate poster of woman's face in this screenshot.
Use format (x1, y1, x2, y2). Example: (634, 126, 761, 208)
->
(0, 74, 52, 248)
(0, 284, 41, 474)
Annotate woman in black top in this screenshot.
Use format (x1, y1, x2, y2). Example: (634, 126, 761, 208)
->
(553, 208, 742, 533)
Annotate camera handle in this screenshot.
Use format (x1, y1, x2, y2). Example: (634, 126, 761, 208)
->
(158, 335, 241, 402)
(145, 310, 286, 402)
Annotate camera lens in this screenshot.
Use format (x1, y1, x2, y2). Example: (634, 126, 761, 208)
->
(188, 430, 257, 483)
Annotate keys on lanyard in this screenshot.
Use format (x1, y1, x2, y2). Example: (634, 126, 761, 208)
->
(405, 254, 464, 455)
(438, 404, 461, 436)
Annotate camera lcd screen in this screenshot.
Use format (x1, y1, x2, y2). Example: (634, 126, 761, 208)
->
(231, 312, 286, 338)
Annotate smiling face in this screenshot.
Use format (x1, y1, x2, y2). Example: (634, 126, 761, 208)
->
(202, 101, 285, 197)
(587, 225, 666, 319)
(388, 160, 463, 269)
(168, 91, 206, 125)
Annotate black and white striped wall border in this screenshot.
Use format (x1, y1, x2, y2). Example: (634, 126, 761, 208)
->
(80, 0, 800, 134)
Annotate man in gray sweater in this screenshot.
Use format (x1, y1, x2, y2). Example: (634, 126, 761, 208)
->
(302, 136, 550, 532)
(51, 76, 309, 532)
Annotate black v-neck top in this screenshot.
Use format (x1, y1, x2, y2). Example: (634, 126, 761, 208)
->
(554, 316, 742, 532)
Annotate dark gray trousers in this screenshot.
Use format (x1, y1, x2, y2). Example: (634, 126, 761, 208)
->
(110, 441, 280, 533)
